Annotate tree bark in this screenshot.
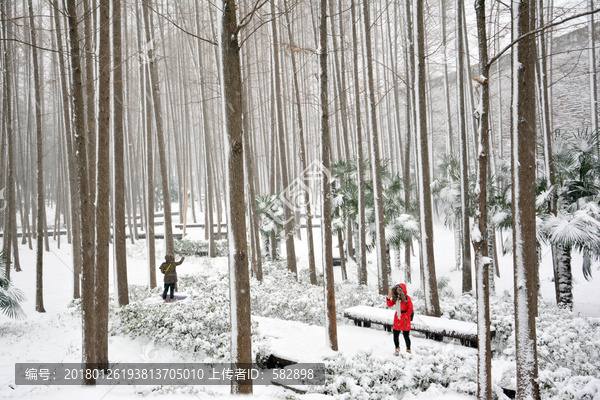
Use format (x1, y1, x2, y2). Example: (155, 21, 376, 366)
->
(66, 0, 96, 383)
(241, 50, 262, 282)
(321, 0, 338, 351)
(349, 0, 368, 285)
(402, 0, 415, 284)
(27, 0, 46, 314)
(51, 0, 82, 299)
(1, 0, 18, 279)
(142, 0, 174, 256)
(94, 0, 111, 370)
(589, 0, 599, 135)
(456, 0, 472, 294)
(113, 0, 129, 307)
(219, 0, 252, 394)
(414, 0, 441, 317)
(284, 0, 317, 284)
(512, 0, 540, 397)
(363, 0, 389, 295)
(474, 1, 492, 397)
(270, 0, 297, 277)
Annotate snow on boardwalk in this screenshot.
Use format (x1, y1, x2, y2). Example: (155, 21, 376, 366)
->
(343, 306, 495, 348)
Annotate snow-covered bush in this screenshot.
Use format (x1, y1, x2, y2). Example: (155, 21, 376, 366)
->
(323, 346, 480, 399)
(250, 261, 384, 325)
(173, 238, 228, 257)
(110, 271, 262, 361)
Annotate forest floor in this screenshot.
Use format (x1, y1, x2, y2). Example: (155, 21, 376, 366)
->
(1, 218, 598, 399)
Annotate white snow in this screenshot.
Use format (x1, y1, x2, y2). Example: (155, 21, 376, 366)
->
(1, 219, 599, 400)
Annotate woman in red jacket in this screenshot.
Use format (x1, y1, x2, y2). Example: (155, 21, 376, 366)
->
(386, 283, 413, 355)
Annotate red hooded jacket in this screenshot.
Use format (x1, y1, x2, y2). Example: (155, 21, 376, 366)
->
(386, 283, 413, 331)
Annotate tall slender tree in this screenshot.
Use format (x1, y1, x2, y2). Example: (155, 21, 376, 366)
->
(414, 0, 441, 317)
(143, 0, 175, 256)
(456, 0, 473, 294)
(27, 0, 46, 314)
(474, 1, 492, 397)
(219, 0, 252, 393)
(51, 0, 82, 299)
(94, 0, 111, 371)
(2, 0, 18, 280)
(589, 0, 599, 135)
(270, 0, 297, 277)
(363, 0, 389, 295)
(113, 0, 129, 306)
(321, 0, 338, 351)
(66, 0, 96, 384)
(284, 0, 317, 285)
(351, 0, 368, 286)
(512, 0, 540, 398)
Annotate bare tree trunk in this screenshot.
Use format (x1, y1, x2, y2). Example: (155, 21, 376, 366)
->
(1, 0, 18, 279)
(590, 0, 599, 135)
(94, 0, 111, 370)
(113, 0, 128, 307)
(241, 50, 262, 282)
(142, 0, 174, 256)
(363, 0, 389, 295)
(414, 0, 441, 317)
(512, 0, 540, 397)
(66, 0, 96, 384)
(403, 0, 414, 284)
(456, 0, 472, 294)
(220, 0, 253, 393)
(321, 0, 338, 351)
(83, 0, 96, 238)
(351, 0, 368, 286)
(283, 0, 317, 284)
(440, 0, 453, 154)
(270, 0, 297, 277)
(193, 0, 215, 256)
(27, 0, 46, 314)
(145, 67, 157, 288)
(474, 1, 492, 397)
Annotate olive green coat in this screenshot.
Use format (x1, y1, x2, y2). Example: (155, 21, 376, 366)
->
(160, 256, 184, 284)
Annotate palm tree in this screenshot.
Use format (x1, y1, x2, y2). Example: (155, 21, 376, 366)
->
(331, 159, 419, 282)
(432, 153, 473, 273)
(255, 194, 283, 261)
(0, 251, 26, 320)
(540, 129, 600, 309)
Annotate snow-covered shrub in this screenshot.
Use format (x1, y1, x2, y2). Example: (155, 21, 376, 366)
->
(110, 271, 263, 361)
(173, 238, 228, 257)
(127, 284, 157, 303)
(250, 261, 384, 325)
(323, 345, 479, 399)
(535, 308, 600, 377)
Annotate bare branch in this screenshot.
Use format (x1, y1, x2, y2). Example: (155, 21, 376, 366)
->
(146, 3, 217, 46)
(237, 0, 270, 33)
(488, 7, 600, 68)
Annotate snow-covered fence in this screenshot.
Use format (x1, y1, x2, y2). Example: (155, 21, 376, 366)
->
(343, 305, 495, 348)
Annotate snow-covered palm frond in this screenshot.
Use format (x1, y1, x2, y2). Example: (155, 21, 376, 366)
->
(0, 253, 26, 320)
(545, 211, 600, 256)
(536, 186, 556, 210)
(332, 217, 345, 232)
(332, 193, 345, 210)
(387, 214, 420, 248)
(491, 211, 509, 226)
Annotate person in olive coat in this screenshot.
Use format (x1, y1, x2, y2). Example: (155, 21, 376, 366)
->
(160, 253, 185, 302)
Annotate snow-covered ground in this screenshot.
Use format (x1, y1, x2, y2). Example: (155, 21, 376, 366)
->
(1, 215, 599, 399)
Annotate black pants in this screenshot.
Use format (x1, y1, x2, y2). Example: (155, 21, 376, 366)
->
(393, 329, 411, 350)
(163, 283, 175, 300)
